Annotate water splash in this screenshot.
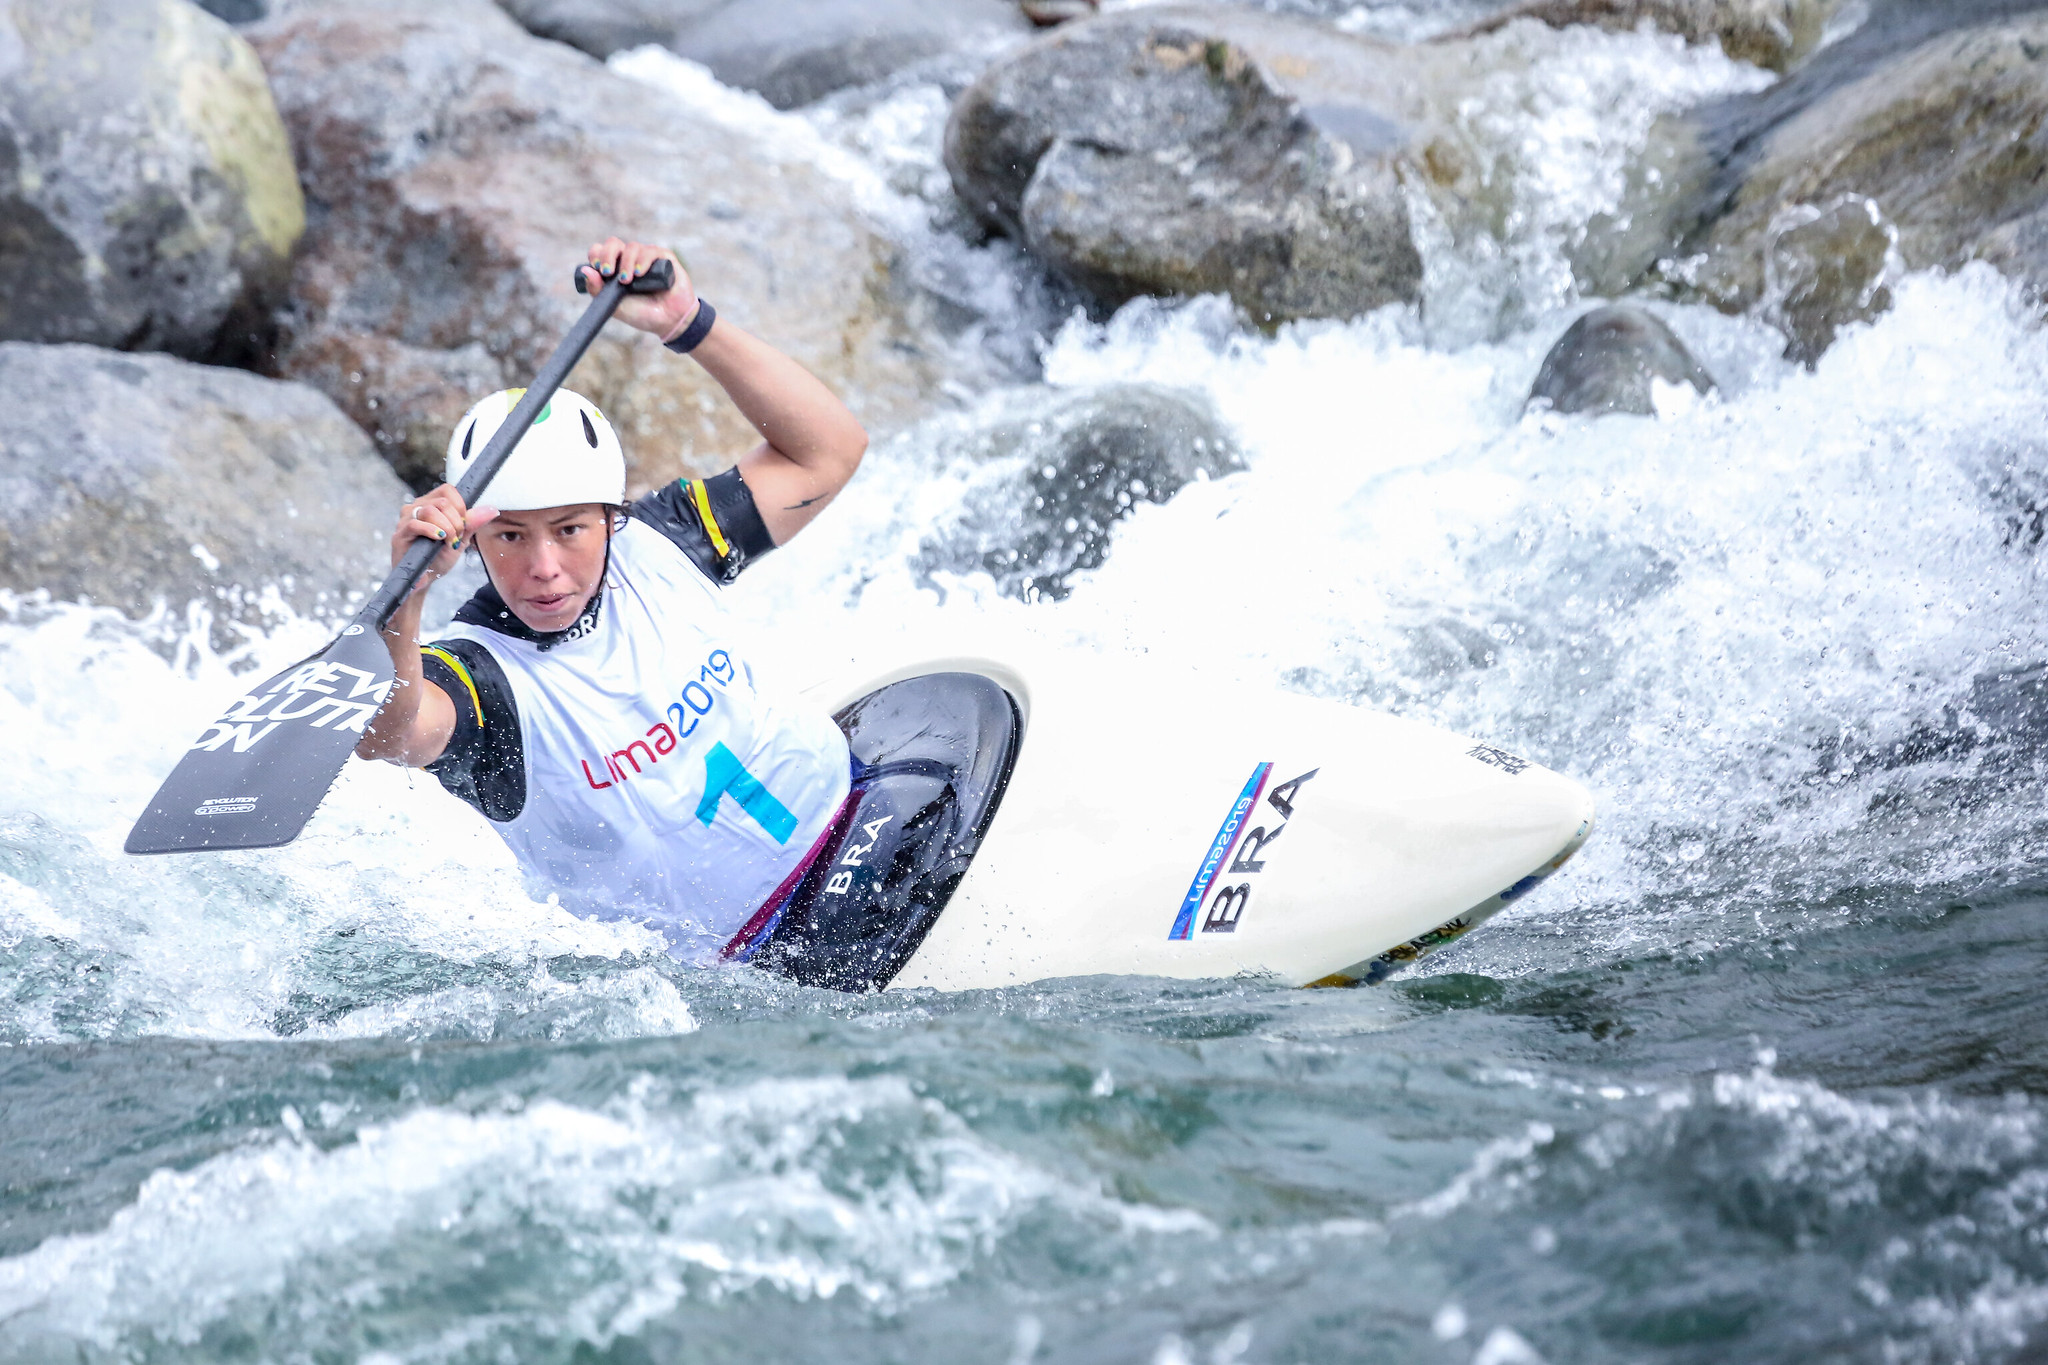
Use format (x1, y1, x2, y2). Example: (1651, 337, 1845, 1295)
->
(0, 596, 681, 1046)
(7, 22, 2048, 1363)
(0, 1074, 1206, 1360)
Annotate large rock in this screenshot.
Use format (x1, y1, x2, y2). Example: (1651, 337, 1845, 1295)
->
(944, 6, 1427, 325)
(496, 0, 1032, 107)
(248, 0, 943, 491)
(920, 383, 1242, 600)
(1692, 15, 2048, 362)
(1526, 304, 1716, 416)
(488, 0, 710, 56)
(0, 0, 305, 364)
(1021, 0, 1097, 26)
(0, 343, 407, 619)
(1686, 0, 2046, 181)
(1458, 0, 1838, 73)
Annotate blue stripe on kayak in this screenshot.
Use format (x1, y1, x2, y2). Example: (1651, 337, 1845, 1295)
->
(1499, 874, 1544, 902)
(1169, 762, 1273, 940)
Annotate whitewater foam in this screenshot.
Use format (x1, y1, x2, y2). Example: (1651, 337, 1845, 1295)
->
(0, 1074, 1206, 1358)
(5, 16, 2048, 1365)
(0, 597, 680, 1045)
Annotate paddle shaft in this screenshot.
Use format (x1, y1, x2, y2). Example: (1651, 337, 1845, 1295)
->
(122, 259, 680, 856)
(357, 261, 669, 631)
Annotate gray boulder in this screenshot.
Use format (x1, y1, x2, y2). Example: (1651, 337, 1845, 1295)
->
(1457, 0, 1839, 73)
(0, 343, 407, 619)
(944, 6, 1427, 325)
(494, 0, 1032, 107)
(490, 0, 711, 55)
(248, 0, 945, 491)
(1021, 0, 1096, 25)
(1693, 14, 2048, 362)
(0, 0, 305, 364)
(1526, 304, 1716, 416)
(921, 383, 1242, 600)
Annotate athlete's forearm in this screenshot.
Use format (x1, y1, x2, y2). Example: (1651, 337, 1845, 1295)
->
(356, 597, 452, 769)
(687, 319, 864, 474)
(357, 595, 428, 763)
(685, 318, 867, 543)
(586, 236, 866, 542)
(363, 489, 468, 765)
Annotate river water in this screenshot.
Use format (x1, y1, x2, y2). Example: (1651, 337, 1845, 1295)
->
(6, 9, 2048, 1363)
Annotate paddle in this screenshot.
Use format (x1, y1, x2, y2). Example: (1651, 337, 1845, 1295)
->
(125, 259, 676, 855)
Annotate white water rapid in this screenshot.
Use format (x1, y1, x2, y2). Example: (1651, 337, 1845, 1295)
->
(6, 14, 2048, 1365)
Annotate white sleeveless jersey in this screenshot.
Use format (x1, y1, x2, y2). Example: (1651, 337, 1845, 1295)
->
(441, 520, 851, 963)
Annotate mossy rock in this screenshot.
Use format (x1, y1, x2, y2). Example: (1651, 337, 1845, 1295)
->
(0, 0, 304, 363)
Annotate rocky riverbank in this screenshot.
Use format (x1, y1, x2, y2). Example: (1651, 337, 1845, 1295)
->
(6, 0, 2048, 620)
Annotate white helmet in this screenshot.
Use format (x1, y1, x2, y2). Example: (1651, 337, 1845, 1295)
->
(445, 387, 625, 511)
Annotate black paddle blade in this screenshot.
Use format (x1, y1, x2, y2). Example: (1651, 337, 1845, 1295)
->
(125, 619, 396, 854)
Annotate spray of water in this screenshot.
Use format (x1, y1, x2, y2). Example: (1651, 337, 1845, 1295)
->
(5, 22, 2048, 1361)
(6, 23, 2045, 1041)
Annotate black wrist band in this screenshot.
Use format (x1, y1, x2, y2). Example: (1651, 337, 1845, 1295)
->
(663, 300, 716, 354)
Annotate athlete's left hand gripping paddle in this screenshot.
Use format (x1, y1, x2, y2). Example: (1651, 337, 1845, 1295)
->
(125, 260, 676, 854)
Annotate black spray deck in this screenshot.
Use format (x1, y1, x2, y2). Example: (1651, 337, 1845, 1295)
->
(755, 672, 1021, 992)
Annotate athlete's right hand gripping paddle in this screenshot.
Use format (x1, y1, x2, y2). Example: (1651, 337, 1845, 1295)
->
(124, 260, 676, 855)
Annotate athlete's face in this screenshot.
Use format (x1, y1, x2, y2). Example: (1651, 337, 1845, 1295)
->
(473, 503, 611, 633)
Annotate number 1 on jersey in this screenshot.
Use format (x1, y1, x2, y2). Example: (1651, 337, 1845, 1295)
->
(697, 742, 799, 843)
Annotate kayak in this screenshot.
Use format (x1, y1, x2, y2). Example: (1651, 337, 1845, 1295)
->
(749, 657, 1595, 993)
(120, 270, 1590, 990)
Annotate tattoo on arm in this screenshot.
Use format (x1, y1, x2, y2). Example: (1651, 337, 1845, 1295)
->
(783, 495, 823, 510)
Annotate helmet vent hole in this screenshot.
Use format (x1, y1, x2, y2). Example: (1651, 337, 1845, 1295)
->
(460, 421, 474, 460)
(581, 411, 599, 448)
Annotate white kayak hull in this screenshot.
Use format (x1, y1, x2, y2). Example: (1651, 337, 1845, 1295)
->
(806, 656, 1594, 993)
